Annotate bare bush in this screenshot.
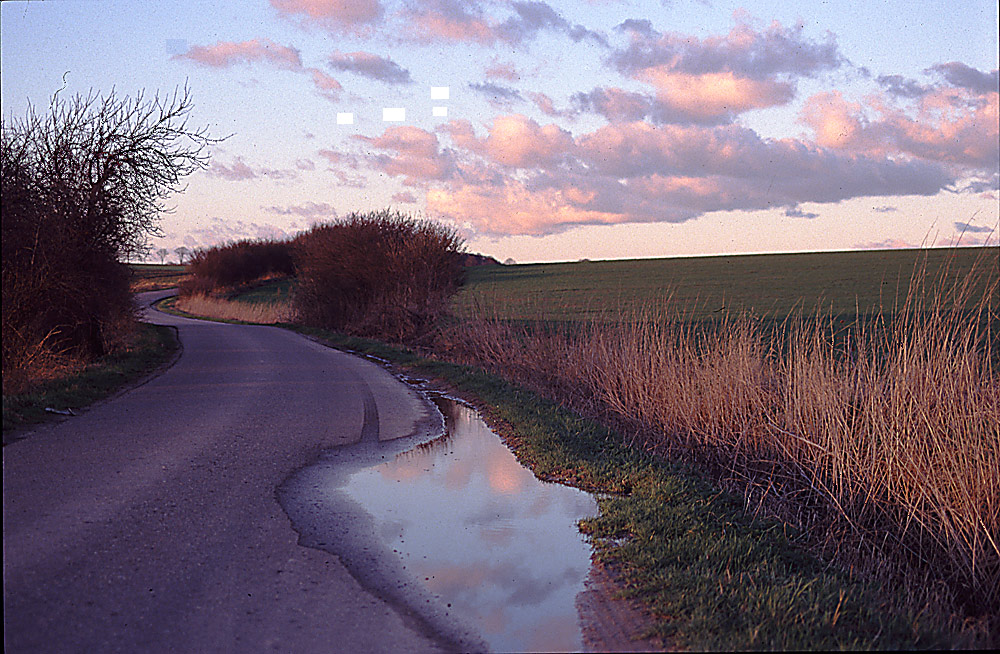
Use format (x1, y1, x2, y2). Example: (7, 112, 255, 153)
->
(180, 239, 295, 297)
(2, 86, 213, 389)
(293, 210, 464, 341)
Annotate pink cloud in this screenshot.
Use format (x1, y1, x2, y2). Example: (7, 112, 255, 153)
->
(638, 69, 794, 121)
(418, 117, 955, 236)
(528, 92, 566, 118)
(178, 38, 302, 70)
(611, 17, 839, 121)
(427, 182, 624, 235)
(483, 115, 573, 167)
(486, 62, 521, 82)
(800, 77, 999, 170)
(404, 0, 497, 44)
(270, 0, 382, 31)
(306, 67, 342, 98)
(209, 157, 258, 181)
(355, 126, 454, 184)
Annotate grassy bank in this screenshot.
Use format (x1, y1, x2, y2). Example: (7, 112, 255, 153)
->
(2, 322, 179, 442)
(291, 326, 942, 650)
(451, 247, 999, 640)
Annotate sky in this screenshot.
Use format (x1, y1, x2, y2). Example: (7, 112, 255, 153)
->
(2, 0, 998, 263)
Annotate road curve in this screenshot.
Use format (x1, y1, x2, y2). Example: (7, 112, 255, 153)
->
(3, 290, 450, 653)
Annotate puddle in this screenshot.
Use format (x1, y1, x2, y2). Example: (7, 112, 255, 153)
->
(342, 397, 598, 653)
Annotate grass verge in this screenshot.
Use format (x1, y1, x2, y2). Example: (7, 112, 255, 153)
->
(290, 324, 943, 651)
(2, 322, 179, 443)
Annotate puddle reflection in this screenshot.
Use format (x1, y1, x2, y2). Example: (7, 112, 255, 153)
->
(342, 398, 598, 653)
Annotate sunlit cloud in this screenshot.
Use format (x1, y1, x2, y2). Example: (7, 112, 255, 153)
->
(412, 116, 956, 235)
(355, 126, 454, 184)
(176, 38, 343, 101)
(177, 38, 302, 70)
(270, 0, 383, 32)
(482, 114, 573, 167)
(610, 16, 841, 122)
(402, 0, 497, 44)
(800, 64, 999, 172)
(307, 67, 343, 99)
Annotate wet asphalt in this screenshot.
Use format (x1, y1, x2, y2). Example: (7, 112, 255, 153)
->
(2, 290, 454, 653)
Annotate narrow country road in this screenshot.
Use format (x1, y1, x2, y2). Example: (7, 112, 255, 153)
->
(3, 290, 453, 653)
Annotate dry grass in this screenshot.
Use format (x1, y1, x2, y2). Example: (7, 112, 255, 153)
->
(451, 252, 999, 640)
(175, 294, 295, 324)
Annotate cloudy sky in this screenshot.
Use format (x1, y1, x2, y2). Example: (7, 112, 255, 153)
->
(2, 0, 997, 262)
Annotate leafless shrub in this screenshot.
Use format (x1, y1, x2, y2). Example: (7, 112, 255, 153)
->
(2, 85, 214, 387)
(180, 239, 295, 297)
(293, 209, 465, 341)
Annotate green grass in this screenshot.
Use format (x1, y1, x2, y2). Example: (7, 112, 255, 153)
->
(457, 247, 997, 323)
(291, 325, 942, 650)
(2, 323, 179, 442)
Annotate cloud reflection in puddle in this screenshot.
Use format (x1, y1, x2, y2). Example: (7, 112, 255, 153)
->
(342, 397, 598, 652)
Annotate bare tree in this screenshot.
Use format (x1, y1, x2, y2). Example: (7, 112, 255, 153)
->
(156, 248, 170, 263)
(2, 85, 218, 377)
(173, 246, 191, 264)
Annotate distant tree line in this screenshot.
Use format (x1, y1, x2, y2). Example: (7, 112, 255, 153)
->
(2, 86, 213, 391)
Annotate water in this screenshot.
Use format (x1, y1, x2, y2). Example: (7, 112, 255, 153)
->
(342, 397, 599, 653)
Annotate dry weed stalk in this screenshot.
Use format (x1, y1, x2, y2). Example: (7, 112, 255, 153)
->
(175, 295, 295, 324)
(453, 252, 999, 632)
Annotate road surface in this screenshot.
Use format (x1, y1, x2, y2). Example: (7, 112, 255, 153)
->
(3, 290, 457, 653)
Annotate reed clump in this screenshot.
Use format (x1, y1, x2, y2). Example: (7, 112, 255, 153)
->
(453, 253, 999, 640)
(174, 295, 295, 324)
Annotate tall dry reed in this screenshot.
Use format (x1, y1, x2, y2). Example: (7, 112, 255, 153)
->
(452, 252, 999, 633)
(175, 295, 295, 324)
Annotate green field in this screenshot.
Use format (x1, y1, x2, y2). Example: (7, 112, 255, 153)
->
(456, 246, 998, 323)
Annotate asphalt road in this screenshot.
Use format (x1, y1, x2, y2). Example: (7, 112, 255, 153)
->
(3, 290, 455, 653)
